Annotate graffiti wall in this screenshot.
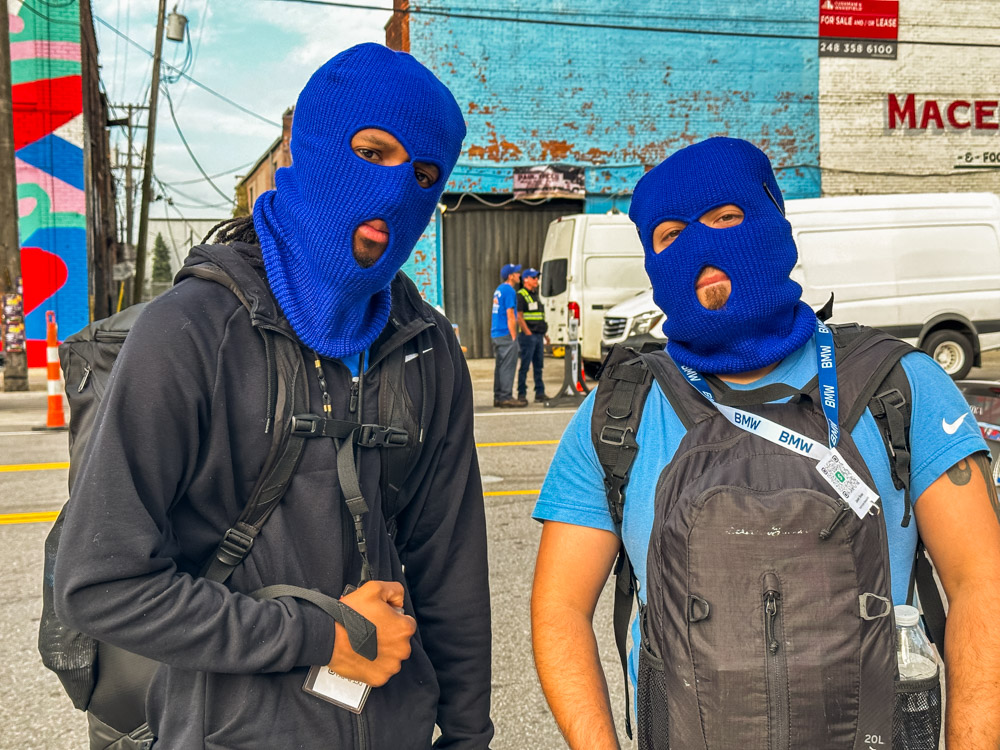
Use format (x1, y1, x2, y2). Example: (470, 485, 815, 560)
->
(8, 0, 87, 366)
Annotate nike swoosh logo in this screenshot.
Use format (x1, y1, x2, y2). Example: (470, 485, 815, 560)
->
(943, 413, 969, 434)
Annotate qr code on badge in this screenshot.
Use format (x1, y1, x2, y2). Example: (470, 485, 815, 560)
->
(819, 452, 860, 498)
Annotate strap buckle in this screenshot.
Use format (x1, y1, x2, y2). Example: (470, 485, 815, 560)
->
(876, 387, 906, 410)
(599, 425, 633, 447)
(217, 527, 255, 566)
(291, 414, 322, 436)
(356, 424, 409, 448)
(859, 592, 892, 620)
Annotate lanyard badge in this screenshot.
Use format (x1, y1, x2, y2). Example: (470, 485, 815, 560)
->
(678, 321, 878, 518)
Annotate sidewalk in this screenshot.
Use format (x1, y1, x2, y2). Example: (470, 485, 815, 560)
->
(465, 355, 592, 411)
(0, 367, 50, 393)
(0, 358, 590, 416)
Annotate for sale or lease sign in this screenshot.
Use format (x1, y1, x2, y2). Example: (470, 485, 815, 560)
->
(819, 0, 899, 59)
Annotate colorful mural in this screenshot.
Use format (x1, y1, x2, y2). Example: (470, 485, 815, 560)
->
(8, 0, 87, 366)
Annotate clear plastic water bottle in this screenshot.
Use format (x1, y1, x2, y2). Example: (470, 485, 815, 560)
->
(895, 605, 938, 680)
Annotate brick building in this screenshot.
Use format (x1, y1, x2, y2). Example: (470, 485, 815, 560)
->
(820, 0, 1000, 195)
(387, 0, 820, 356)
(235, 107, 294, 213)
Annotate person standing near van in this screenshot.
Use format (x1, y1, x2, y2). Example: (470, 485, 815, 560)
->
(516, 268, 550, 403)
(531, 138, 1000, 748)
(492, 263, 526, 407)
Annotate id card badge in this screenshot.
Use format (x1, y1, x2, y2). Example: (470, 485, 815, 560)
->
(303, 665, 371, 714)
(816, 449, 879, 518)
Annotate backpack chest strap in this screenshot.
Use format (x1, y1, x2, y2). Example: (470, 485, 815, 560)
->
(290, 414, 409, 448)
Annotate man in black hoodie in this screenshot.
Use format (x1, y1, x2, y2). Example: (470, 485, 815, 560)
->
(54, 44, 493, 748)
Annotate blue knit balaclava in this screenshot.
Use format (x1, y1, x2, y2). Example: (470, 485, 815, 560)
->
(629, 137, 815, 374)
(253, 44, 466, 358)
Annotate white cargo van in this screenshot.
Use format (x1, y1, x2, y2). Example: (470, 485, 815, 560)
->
(538, 213, 647, 373)
(601, 192, 1000, 379)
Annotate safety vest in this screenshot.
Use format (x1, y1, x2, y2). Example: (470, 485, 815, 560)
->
(518, 288, 545, 324)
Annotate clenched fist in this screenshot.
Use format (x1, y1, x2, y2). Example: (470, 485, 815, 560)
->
(328, 580, 417, 687)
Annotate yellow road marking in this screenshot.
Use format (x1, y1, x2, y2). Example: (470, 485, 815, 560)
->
(0, 511, 60, 525)
(0, 461, 69, 473)
(476, 440, 558, 448)
(1, 491, 541, 524)
(0, 441, 555, 473)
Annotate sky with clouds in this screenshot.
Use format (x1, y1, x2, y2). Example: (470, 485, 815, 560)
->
(92, 0, 394, 224)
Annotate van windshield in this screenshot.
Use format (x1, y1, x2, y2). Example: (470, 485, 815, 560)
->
(541, 218, 574, 297)
(541, 259, 568, 297)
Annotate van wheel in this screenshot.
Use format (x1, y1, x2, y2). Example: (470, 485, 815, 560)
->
(922, 330, 973, 380)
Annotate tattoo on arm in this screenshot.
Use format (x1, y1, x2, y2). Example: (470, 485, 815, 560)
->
(972, 453, 1000, 524)
(947, 457, 973, 486)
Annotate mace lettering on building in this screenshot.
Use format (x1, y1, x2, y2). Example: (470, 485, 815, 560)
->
(887, 94, 1000, 131)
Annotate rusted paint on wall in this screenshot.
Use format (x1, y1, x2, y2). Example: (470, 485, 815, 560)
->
(406, 1, 821, 200)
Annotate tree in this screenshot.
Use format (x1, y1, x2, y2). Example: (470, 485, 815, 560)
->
(151, 232, 172, 283)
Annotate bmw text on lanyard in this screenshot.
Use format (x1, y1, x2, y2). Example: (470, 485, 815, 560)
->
(677, 321, 878, 519)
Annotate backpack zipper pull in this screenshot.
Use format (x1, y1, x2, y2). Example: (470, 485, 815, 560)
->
(819, 503, 850, 540)
(77, 365, 91, 393)
(349, 378, 360, 414)
(764, 591, 780, 654)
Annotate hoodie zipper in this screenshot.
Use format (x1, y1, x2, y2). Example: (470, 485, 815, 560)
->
(762, 572, 788, 750)
(355, 711, 369, 750)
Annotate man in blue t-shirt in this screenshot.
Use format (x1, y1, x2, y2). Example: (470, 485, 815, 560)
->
(531, 138, 1000, 748)
(492, 263, 526, 407)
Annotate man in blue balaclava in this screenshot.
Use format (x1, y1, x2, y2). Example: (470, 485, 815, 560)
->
(55, 44, 495, 749)
(530, 138, 1000, 747)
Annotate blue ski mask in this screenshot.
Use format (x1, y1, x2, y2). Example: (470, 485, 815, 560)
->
(629, 138, 815, 374)
(253, 44, 466, 358)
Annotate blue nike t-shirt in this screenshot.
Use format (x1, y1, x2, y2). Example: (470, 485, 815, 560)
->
(533, 334, 986, 693)
(491, 283, 517, 339)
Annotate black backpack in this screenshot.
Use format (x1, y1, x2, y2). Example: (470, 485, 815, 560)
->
(593, 324, 946, 749)
(39, 244, 429, 750)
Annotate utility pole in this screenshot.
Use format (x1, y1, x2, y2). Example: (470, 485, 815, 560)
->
(0, 0, 28, 391)
(125, 105, 135, 251)
(132, 0, 167, 306)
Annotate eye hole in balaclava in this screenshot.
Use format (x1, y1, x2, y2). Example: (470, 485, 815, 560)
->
(349, 127, 442, 189)
(348, 127, 443, 269)
(652, 203, 746, 312)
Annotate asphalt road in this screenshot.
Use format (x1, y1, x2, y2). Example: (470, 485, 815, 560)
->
(0, 356, 628, 750)
(5, 349, 997, 749)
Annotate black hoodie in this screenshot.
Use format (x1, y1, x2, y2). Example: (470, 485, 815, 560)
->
(54, 243, 493, 749)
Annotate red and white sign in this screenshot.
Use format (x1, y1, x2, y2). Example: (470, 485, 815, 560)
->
(819, 0, 899, 40)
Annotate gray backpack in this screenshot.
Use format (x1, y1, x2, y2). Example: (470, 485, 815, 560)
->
(593, 325, 944, 749)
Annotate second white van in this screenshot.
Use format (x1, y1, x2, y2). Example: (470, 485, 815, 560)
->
(538, 212, 647, 374)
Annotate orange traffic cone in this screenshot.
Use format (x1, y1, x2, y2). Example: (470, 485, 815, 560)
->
(35, 311, 66, 431)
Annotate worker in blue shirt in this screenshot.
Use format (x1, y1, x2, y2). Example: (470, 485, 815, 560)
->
(492, 263, 526, 407)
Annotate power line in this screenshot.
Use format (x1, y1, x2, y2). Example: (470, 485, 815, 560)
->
(94, 15, 281, 127)
(259, 0, 1000, 50)
(161, 86, 236, 205)
(160, 159, 256, 185)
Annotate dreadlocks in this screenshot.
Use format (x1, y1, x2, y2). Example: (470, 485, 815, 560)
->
(202, 215, 259, 246)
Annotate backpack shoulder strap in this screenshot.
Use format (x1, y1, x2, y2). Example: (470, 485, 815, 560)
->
(832, 324, 947, 651)
(377, 330, 433, 536)
(178, 253, 312, 584)
(202, 332, 309, 583)
(591, 345, 655, 527)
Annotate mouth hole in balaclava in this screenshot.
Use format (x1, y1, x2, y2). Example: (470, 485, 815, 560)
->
(695, 264, 732, 311)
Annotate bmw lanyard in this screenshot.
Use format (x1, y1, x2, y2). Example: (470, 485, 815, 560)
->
(677, 320, 878, 517)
